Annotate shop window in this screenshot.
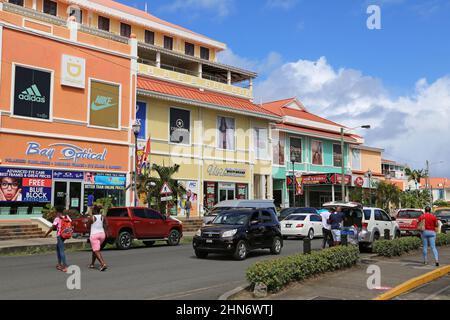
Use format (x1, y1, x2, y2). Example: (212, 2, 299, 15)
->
(351, 148, 361, 170)
(145, 30, 155, 45)
(217, 116, 235, 150)
(273, 132, 285, 165)
(164, 36, 173, 50)
(333, 144, 343, 167)
(9, 0, 24, 6)
(254, 128, 268, 160)
(200, 47, 210, 60)
(185, 42, 195, 56)
(311, 140, 323, 165)
(98, 16, 110, 32)
(289, 137, 302, 163)
(120, 23, 131, 38)
(43, 0, 57, 16)
(169, 108, 191, 144)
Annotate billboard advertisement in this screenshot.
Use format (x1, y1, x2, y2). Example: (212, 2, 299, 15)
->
(0, 168, 52, 202)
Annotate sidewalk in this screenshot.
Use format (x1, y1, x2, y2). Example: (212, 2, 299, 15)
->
(0, 237, 87, 255)
(232, 246, 450, 300)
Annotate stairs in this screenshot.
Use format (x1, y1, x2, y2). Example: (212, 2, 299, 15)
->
(179, 218, 203, 232)
(0, 223, 46, 241)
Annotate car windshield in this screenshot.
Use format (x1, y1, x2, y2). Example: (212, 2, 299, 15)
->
(435, 209, 450, 217)
(398, 210, 422, 218)
(285, 215, 307, 221)
(213, 212, 250, 225)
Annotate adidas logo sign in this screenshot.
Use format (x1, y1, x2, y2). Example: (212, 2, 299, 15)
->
(18, 84, 46, 103)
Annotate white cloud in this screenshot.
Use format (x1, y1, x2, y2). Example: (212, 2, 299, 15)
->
(159, 0, 234, 18)
(266, 0, 299, 10)
(254, 57, 450, 176)
(217, 49, 283, 75)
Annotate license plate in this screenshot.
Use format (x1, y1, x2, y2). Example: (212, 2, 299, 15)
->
(206, 239, 213, 243)
(285, 224, 291, 228)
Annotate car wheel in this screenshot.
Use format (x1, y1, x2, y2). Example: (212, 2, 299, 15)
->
(373, 232, 380, 241)
(270, 236, 282, 255)
(195, 250, 208, 259)
(308, 228, 314, 240)
(359, 243, 369, 253)
(143, 241, 155, 247)
(233, 240, 248, 260)
(167, 229, 181, 246)
(394, 230, 401, 239)
(116, 231, 132, 250)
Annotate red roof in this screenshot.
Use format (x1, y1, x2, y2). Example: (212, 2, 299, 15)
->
(420, 177, 450, 189)
(137, 77, 279, 118)
(275, 123, 358, 143)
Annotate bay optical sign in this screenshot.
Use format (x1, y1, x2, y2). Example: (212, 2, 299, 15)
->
(61, 55, 85, 89)
(13, 65, 51, 120)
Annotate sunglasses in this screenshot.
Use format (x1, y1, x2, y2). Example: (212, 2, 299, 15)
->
(1, 182, 19, 189)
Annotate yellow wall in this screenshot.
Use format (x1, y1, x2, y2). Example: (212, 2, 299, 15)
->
(361, 149, 382, 174)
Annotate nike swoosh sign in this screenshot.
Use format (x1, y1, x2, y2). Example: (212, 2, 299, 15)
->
(91, 102, 117, 111)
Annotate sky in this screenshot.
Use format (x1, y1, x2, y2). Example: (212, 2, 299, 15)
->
(119, 0, 450, 177)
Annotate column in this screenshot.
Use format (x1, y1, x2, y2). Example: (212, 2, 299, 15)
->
(305, 186, 310, 207)
(332, 184, 335, 202)
(156, 52, 161, 68)
(267, 175, 273, 200)
(198, 63, 203, 78)
(227, 70, 231, 85)
(260, 175, 266, 200)
(249, 78, 253, 92)
(32, 0, 37, 10)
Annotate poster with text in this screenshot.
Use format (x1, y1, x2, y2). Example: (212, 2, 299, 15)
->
(0, 168, 52, 202)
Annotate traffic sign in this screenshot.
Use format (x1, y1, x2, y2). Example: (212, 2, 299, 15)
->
(160, 182, 173, 195)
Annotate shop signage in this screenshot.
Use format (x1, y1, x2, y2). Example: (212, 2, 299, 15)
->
(236, 184, 248, 199)
(301, 173, 351, 186)
(53, 171, 84, 180)
(89, 80, 120, 129)
(13, 65, 51, 120)
(206, 182, 216, 209)
(355, 177, 364, 187)
(61, 55, 86, 89)
(170, 108, 190, 144)
(207, 165, 246, 177)
(161, 195, 173, 202)
(25, 142, 107, 162)
(83, 172, 126, 189)
(0, 168, 52, 202)
(136, 102, 147, 140)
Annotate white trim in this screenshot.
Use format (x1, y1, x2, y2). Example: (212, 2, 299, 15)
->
(278, 127, 357, 143)
(283, 116, 345, 134)
(0, 127, 132, 146)
(87, 77, 122, 131)
(311, 139, 324, 166)
(11, 62, 54, 122)
(168, 106, 192, 146)
(22, 17, 53, 35)
(53, 117, 88, 125)
(0, 22, 133, 59)
(351, 145, 384, 152)
(66, 0, 226, 50)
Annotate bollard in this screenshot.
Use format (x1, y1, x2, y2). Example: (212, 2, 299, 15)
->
(384, 229, 390, 240)
(341, 233, 348, 246)
(303, 237, 311, 254)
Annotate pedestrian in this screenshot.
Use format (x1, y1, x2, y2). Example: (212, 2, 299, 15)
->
(319, 208, 333, 248)
(418, 206, 440, 267)
(329, 206, 344, 246)
(87, 205, 108, 271)
(87, 192, 95, 215)
(185, 198, 192, 219)
(44, 206, 71, 272)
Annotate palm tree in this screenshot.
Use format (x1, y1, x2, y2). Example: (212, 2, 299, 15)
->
(405, 168, 427, 191)
(375, 181, 401, 213)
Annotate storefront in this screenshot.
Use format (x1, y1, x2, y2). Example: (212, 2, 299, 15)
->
(300, 173, 352, 207)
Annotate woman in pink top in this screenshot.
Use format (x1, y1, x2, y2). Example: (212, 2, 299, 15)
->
(44, 207, 71, 272)
(418, 206, 439, 266)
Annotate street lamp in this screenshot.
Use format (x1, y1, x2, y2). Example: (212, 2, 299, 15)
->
(132, 121, 141, 207)
(366, 169, 373, 206)
(291, 159, 295, 207)
(340, 125, 370, 202)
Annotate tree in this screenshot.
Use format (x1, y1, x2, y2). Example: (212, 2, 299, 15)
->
(400, 189, 431, 209)
(374, 181, 401, 213)
(404, 167, 427, 191)
(136, 164, 186, 215)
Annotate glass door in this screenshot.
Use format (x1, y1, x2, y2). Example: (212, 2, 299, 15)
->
(227, 189, 235, 200)
(54, 182, 67, 208)
(69, 182, 82, 213)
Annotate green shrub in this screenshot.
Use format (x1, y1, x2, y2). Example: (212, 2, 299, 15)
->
(373, 237, 421, 257)
(246, 246, 359, 293)
(42, 205, 81, 223)
(436, 233, 450, 246)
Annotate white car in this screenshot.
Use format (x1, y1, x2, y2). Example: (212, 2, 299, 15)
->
(280, 213, 323, 240)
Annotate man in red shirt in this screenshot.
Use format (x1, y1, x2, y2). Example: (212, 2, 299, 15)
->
(418, 206, 439, 267)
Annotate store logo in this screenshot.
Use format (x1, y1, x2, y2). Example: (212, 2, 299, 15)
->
(176, 119, 184, 128)
(91, 95, 117, 111)
(26, 142, 107, 162)
(18, 85, 46, 103)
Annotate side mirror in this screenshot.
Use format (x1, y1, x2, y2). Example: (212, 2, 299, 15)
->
(206, 220, 212, 225)
(250, 220, 259, 225)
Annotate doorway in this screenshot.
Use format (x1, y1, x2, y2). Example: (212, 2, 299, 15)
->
(218, 183, 235, 202)
(53, 181, 82, 212)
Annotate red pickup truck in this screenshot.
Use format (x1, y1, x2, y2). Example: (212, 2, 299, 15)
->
(72, 207, 183, 250)
(396, 208, 424, 236)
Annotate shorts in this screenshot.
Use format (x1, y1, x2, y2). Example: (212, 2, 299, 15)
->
(331, 229, 341, 242)
(90, 232, 106, 251)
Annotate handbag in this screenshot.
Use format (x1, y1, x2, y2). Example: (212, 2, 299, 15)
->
(417, 218, 426, 232)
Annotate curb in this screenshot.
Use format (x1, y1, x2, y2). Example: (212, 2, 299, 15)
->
(0, 241, 88, 255)
(218, 285, 248, 300)
(374, 265, 450, 300)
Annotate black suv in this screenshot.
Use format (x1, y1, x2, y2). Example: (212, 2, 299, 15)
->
(193, 209, 283, 260)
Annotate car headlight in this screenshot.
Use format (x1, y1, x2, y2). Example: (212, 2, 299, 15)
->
(222, 229, 237, 238)
(195, 229, 202, 237)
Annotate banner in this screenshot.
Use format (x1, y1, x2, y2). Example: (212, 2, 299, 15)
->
(61, 55, 85, 89)
(89, 80, 120, 128)
(13, 65, 51, 120)
(0, 168, 52, 202)
(136, 101, 147, 140)
(170, 108, 190, 144)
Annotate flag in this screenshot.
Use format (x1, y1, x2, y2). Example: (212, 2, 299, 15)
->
(143, 136, 151, 163)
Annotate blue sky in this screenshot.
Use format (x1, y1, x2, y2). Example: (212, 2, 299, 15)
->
(119, 0, 450, 176)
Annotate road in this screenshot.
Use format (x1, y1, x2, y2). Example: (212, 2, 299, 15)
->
(0, 238, 322, 300)
(395, 274, 450, 300)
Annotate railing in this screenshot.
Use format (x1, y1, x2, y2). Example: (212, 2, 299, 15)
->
(161, 63, 199, 77)
(78, 24, 129, 44)
(202, 73, 228, 84)
(138, 58, 157, 67)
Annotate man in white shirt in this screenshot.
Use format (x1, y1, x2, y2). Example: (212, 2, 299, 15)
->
(319, 209, 333, 248)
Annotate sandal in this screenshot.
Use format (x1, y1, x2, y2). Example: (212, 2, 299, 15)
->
(100, 264, 108, 272)
(88, 264, 96, 269)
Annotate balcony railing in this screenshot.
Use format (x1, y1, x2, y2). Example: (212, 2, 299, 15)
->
(202, 73, 227, 84)
(138, 58, 200, 77)
(78, 24, 129, 44)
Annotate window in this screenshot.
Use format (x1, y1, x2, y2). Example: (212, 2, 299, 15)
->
(375, 210, 384, 221)
(185, 42, 195, 56)
(311, 140, 323, 165)
(169, 108, 190, 144)
(351, 148, 361, 170)
(120, 23, 131, 38)
(381, 211, 391, 221)
(363, 209, 372, 220)
(254, 128, 268, 159)
(98, 16, 110, 31)
(145, 30, 154, 45)
(333, 144, 342, 167)
(260, 210, 273, 222)
(439, 189, 445, 199)
(310, 215, 322, 222)
(43, 0, 57, 16)
(200, 47, 210, 60)
(147, 209, 163, 220)
(217, 116, 235, 150)
(164, 36, 173, 50)
(273, 132, 285, 165)
(290, 138, 302, 163)
(13, 65, 52, 120)
(106, 208, 128, 217)
(69, 7, 82, 23)
(133, 209, 147, 219)
(9, 0, 24, 6)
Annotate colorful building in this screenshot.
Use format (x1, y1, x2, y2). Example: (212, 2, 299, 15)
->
(420, 177, 450, 204)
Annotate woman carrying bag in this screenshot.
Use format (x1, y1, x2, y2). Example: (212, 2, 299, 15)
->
(87, 206, 108, 271)
(418, 206, 439, 267)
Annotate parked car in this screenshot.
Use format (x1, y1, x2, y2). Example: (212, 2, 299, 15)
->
(396, 208, 424, 236)
(280, 213, 323, 239)
(434, 207, 450, 233)
(72, 207, 183, 250)
(203, 200, 276, 225)
(193, 208, 282, 260)
(278, 207, 318, 221)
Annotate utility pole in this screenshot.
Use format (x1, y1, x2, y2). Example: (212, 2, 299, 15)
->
(340, 128, 345, 201)
(292, 160, 295, 207)
(426, 160, 432, 206)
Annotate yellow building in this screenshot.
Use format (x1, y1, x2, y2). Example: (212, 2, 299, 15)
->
(350, 145, 385, 188)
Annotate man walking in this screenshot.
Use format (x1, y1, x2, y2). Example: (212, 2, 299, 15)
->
(319, 209, 333, 248)
(87, 192, 95, 216)
(329, 206, 344, 246)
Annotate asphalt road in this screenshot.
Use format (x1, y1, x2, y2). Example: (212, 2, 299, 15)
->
(395, 274, 450, 300)
(0, 238, 323, 300)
